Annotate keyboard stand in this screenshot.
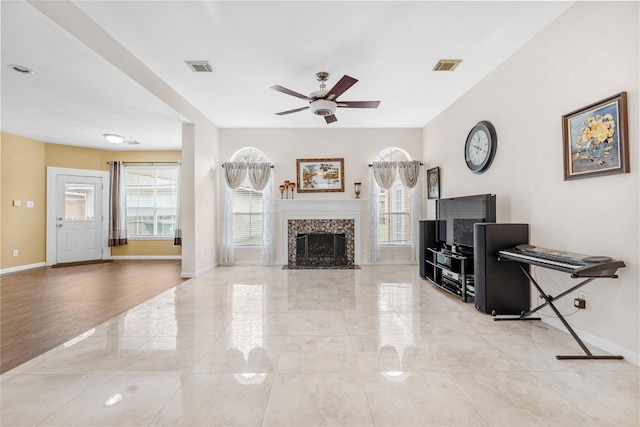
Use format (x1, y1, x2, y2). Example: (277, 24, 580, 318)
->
(494, 263, 623, 360)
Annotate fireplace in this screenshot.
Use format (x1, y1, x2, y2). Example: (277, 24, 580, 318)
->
(296, 233, 347, 267)
(287, 219, 355, 267)
(278, 199, 363, 266)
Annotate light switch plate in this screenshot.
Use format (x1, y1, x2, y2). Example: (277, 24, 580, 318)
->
(26, 200, 34, 208)
(12, 200, 21, 207)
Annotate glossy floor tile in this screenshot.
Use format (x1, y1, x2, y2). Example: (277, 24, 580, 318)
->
(1, 265, 638, 426)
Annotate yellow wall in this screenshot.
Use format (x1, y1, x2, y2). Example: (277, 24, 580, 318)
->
(111, 240, 181, 257)
(1, 133, 46, 268)
(45, 143, 108, 171)
(1, 131, 182, 270)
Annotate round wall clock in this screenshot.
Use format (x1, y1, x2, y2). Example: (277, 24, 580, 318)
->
(464, 120, 497, 174)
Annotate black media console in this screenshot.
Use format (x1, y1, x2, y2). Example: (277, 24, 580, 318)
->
(419, 220, 530, 314)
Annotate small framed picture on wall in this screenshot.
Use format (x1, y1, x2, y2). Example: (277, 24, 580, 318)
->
(427, 167, 440, 199)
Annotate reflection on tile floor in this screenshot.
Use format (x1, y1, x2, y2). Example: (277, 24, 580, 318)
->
(2, 265, 638, 426)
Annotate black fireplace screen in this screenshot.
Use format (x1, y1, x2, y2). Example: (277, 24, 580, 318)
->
(296, 233, 347, 267)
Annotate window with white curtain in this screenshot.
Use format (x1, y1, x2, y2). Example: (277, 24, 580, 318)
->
(125, 166, 178, 238)
(231, 148, 268, 247)
(376, 148, 411, 245)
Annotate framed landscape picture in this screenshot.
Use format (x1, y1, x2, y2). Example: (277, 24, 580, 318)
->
(296, 158, 344, 193)
(562, 92, 629, 180)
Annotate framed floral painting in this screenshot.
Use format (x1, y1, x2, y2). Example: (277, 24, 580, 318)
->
(562, 92, 629, 180)
(296, 158, 344, 193)
(427, 166, 440, 199)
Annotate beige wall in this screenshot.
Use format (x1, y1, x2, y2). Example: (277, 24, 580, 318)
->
(423, 2, 639, 360)
(1, 131, 181, 270)
(219, 127, 423, 264)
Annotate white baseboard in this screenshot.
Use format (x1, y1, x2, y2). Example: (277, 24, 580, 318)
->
(542, 317, 639, 366)
(110, 256, 181, 260)
(228, 261, 270, 266)
(0, 262, 46, 275)
(180, 262, 217, 278)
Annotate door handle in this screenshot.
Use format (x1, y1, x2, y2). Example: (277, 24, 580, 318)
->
(57, 217, 63, 221)
(57, 224, 63, 227)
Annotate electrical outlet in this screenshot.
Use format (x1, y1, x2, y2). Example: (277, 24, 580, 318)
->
(12, 249, 18, 257)
(579, 291, 587, 301)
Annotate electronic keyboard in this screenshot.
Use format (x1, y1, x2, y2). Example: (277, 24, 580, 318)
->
(498, 244, 625, 277)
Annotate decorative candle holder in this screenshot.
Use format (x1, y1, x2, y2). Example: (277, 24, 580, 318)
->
(284, 181, 290, 199)
(279, 185, 285, 199)
(288, 182, 296, 199)
(354, 182, 362, 199)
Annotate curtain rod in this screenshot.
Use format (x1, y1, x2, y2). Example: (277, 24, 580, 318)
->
(368, 162, 424, 167)
(221, 163, 274, 168)
(107, 161, 181, 165)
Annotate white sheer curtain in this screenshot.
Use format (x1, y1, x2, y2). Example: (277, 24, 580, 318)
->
(369, 168, 380, 263)
(261, 175, 275, 264)
(223, 162, 247, 189)
(220, 185, 234, 264)
(371, 161, 397, 189)
(173, 164, 182, 246)
(248, 162, 271, 190)
(247, 162, 274, 263)
(398, 160, 421, 189)
(108, 161, 128, 247)
(409, 177, 423, 261)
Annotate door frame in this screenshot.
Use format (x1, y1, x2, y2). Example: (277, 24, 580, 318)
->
(46, 167, 110, 265)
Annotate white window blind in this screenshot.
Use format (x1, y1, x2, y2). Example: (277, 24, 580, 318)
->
(125, 166, 178, 237)
(233, 187, 263, 246)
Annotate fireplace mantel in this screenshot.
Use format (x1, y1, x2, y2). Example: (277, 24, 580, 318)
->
(276, 199, 365, 265)
(275, 199, 365, 215)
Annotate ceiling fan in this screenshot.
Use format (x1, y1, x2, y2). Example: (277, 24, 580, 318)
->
(271, 72, 380, 124)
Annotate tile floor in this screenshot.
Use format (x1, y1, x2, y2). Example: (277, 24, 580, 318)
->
(1, 265, 638, 426)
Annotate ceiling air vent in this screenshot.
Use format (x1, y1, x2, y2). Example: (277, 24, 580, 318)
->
(185, 60, 213, 72)
(433, 59, 463, 72)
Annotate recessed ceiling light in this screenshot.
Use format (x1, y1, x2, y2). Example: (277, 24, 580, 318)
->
(433, 59, 463, 72)
(8, 64, 34, 74)
(185, 60, 213, 72)
(103, 134, 124, 144)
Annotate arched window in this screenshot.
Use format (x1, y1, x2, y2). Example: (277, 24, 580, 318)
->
(375, 147, 411, 245)
(231, 147, 268, 246)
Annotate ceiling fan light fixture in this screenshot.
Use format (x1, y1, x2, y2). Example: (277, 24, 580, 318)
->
(103, 133, 124, 144)
(310, 99, 336, 116)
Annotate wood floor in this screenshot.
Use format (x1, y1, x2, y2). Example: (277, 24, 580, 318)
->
(0, 260, 184, 374)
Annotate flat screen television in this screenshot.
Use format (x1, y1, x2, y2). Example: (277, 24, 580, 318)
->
(436, 194, 496, 251)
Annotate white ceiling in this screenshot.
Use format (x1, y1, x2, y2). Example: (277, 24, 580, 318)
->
(1, 1, 573, 151)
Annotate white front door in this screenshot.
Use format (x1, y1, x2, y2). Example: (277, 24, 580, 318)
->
(56, 175, 103, 263)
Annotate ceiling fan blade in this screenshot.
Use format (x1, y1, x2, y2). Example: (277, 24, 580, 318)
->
(337, 101, 381, 109)
(271, 85, 312, 101)
(325, 114, 338, 124)
(324, 75, 358, 100)
(275, 106, 309, 115)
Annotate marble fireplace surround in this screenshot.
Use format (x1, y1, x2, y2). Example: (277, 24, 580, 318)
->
(276, 199, 364, 266)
